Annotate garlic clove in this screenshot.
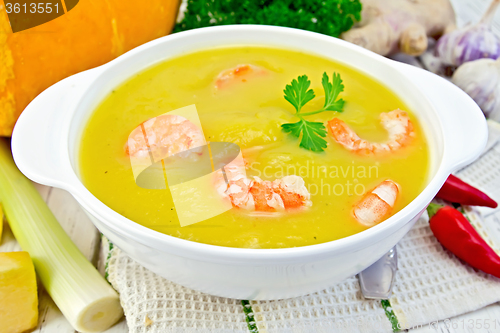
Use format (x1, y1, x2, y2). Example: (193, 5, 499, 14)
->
(436, 0, 500, 67)
(452, 57, 500, 120)
(436, 23, 500, 67)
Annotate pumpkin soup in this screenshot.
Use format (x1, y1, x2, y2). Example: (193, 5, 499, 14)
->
(79, 46, 429, 248)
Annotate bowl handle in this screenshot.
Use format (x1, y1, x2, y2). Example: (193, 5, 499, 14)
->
(11, 67, 103, 188)
(394, 62, 488, 172)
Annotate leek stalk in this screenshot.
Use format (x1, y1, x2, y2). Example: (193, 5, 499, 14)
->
(0, 139, 123, 332)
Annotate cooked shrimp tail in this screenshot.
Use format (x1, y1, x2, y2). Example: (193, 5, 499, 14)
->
(127, 110, 312, 214)
(353, 180, 399, 226)
(126, 114, 205, 161)
(215, 64, 267, 90)
(214, 163, 312, 212)
(328, 109, 415, 154)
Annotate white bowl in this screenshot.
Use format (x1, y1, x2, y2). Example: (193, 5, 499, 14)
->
(12, 26, 487, 300)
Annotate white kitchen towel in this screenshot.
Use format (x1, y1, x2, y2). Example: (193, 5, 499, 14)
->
(104, 121, 500, 333)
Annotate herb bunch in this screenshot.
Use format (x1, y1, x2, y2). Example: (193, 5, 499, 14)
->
(281, 73, 345, 152)
(174, 0, 362, 38)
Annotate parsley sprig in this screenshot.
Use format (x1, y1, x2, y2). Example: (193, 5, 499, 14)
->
(174, 0, 362, 38)
(281, 72, 345, 152)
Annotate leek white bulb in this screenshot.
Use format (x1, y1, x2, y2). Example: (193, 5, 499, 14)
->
(452, 58, 500, 120)
(0, 140, 123, 333)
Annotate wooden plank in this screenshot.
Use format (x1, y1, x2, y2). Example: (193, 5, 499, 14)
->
(33, 182, 51, 201)
(36, 294, 77, 333)
(0, 213, 21, 252)
(44, 187, 100, 265)
(104, 320, 128, 333)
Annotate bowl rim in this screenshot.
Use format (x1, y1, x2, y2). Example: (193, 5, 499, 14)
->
(14, 25, 483, 264)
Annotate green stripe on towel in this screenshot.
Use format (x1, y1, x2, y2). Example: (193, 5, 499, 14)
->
(104, 240, 114, 282)
(241, 300, 259, 333)
(381, 300, 401, 332)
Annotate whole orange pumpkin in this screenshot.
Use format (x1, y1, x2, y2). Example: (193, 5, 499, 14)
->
(0, 0, 180, 136)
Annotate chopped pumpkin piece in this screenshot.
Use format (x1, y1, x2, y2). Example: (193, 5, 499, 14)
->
(0, 204, 3, 243)
(0, 251, 38, 333)
(0, 0, 181, 136)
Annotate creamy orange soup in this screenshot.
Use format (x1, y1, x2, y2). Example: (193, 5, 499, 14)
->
(79, 46, 429, 248)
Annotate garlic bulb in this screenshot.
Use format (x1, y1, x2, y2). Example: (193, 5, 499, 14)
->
(452, 57, 500, 120)
(436, 0, 500, 67)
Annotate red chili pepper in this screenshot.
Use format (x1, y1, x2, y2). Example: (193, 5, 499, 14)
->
(436, 174, 498, 208)
(427, 203, 500, 278)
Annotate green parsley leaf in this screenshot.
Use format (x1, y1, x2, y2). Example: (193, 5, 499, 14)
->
(281, 72, 346, 152)
(322, 72, 345, 112)
(281, 119, 328, 152)
(283, 75, 315, 113)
